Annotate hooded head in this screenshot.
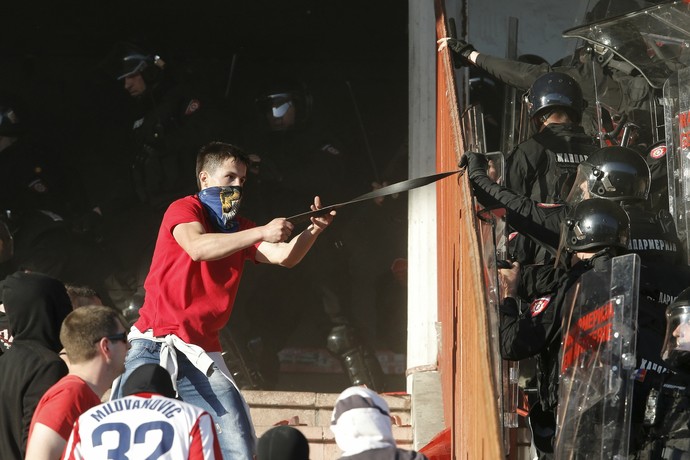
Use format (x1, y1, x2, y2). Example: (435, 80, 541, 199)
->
(257, 425, 310, 460)
(1, 271, 72, 352)
(330, 386, 395, 456)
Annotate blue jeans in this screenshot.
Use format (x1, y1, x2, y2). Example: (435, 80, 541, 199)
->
(113, 338, 256, 459)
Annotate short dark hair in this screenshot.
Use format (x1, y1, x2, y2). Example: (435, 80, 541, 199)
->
(195, 142, 251, 189)
(65, 284, 102, 309)
(60, 306, 128, 363)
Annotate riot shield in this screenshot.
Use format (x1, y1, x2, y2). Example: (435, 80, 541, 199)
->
(563, 1, 690, 89)
(664, 66, 690, 264)
(573, 0, 659, 29)
(463, 104, 519, 433)
(554, 253, 640, 459)
(473, 156, 519, 434)
(461, 103, 488, 154)
(500, 85, 533, 154)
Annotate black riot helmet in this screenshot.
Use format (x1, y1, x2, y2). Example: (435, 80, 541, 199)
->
(0, 104, 21, 137)
(661, 287, 690, 372)
(566, 145, 650, 204)
(254, 77, 312, 132)
(116, 43, 166, 84)
(525, 72, 585, 124)
(561, 198, 630, 253)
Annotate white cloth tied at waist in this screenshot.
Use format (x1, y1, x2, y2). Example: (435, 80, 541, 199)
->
(127, 326, 229, 395)
(115, 327, 256, 443)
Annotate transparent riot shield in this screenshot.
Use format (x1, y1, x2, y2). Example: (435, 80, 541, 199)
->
(664, 67, 690, 264)
(461, 103, 488, 154)
(476, 201, 520, 433)
(462, 104, 519, 434)
(500, 85, 533, 154)
(473, 161, 520, 432)
(554, 253, 640, 459)
(563, 1, 690, 90)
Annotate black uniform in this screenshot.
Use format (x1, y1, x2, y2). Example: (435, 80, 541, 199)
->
(473, 52, 654, 139)
(637, 372, 690, 458)
(505, 123, 598, 203)
(126, 81, 224, 208)
(629, 262, 690, 454)
(502, 256, 687, 457)
(499, 256, 596, 458)
(228, 104, 384, 390)
(500, 260, 589, 411)
(467, 156, 684, 266)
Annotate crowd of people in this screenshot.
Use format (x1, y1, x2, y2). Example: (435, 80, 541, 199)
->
(0, 269, 423, 459)
(0, 140, 420, 459)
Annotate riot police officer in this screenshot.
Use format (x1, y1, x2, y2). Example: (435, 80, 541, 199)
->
(463, 146, 684, 267)
(227, 72, 386, 391)
(502, 72, 599, 265)
(116, 43, 226, 207)
(499, 198, 631, 458)
(506, 72, 598, 204)
(638, 287, 690, 458)
(96, 42, 233, 310)
(439, 35, 657, 145)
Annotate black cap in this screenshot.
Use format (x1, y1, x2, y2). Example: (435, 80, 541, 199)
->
(122, 364, 176, 399)
(257, 426, 309, 460)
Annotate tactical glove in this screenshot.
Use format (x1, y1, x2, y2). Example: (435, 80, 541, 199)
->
(444, 38, 476, 65)
(459, 151, 488, 180)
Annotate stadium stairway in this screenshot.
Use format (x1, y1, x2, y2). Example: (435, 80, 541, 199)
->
(245, 390, 414, 459)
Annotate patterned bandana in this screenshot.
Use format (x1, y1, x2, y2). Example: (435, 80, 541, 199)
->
(197, 185, 242, 233)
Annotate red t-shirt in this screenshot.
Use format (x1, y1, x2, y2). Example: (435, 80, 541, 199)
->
(135, 195, 258, 351)
(28, 374, 101, 441)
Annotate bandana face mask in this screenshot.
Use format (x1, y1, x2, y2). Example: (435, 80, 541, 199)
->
(198, 186, 242, 233)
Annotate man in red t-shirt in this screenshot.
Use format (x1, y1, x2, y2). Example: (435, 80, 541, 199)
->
(114, 141, 336, 459)
(26, 305, 130, 460)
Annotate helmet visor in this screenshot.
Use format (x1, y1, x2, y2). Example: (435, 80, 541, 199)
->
(255, 92, 300, 131)
(565, 164, 594, 205)
(117, 54, 150, 81)
(662, 305, 690, 370)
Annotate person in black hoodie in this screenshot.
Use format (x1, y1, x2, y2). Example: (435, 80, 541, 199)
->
(0, 271, 72, 460)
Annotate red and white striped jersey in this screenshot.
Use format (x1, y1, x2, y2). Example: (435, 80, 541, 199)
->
(62, 393, 222, 460)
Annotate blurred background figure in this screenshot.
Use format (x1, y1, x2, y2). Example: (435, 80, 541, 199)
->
(227, 66, 390, 392)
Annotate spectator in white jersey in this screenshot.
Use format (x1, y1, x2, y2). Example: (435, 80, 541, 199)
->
(62, 364, 222, 460)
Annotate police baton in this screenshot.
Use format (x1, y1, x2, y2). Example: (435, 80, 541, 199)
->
(286, 170, 461, 225)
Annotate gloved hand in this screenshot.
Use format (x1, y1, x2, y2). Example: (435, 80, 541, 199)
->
(459, 151, 488, 179)
(437, 37, 476, 65)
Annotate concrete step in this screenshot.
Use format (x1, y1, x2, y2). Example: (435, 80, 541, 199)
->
(245, 390, 413, 460)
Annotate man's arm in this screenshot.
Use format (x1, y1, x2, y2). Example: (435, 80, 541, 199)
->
(173, 218, 292, 262)
(437, 37, 552, 90)
(462, 152, 562, 253)
(25, 423, 66, 460)
(255, 196, 336, 267)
